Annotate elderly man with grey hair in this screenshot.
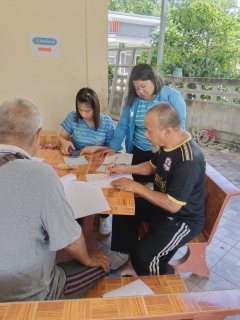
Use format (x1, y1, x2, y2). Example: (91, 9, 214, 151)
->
(106, 102, 205, 277)
(0, 98, 109, 302)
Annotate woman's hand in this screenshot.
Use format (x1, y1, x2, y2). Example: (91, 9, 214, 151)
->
(80, 146, 99, 155)
(58, 128, 74, 155)
(98, 148, 116, 156)
(60, 140, 75, 155)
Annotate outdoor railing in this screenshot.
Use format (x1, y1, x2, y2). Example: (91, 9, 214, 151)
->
(164, 76, 240, 106)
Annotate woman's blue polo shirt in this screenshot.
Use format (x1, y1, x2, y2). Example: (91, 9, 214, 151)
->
(60, 111, 115, 150)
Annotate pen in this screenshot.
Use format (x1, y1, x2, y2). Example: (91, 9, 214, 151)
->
(110, 156, 118, 169)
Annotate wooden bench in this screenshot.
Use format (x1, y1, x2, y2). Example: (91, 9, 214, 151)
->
(1, 289, 240, 319)
(139, 163, 240, 277)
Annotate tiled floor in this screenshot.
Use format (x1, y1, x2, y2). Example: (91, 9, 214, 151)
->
(94, 146, 240, 319)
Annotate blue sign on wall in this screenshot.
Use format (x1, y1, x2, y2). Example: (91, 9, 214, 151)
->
(30, 33, 60, 57)
(32, 37, 57, 46)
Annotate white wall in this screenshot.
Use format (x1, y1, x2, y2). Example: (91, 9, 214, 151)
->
(0, 0, 108, 131)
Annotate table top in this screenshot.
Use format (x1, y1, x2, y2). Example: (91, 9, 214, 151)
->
(36, 149, 135, 215)
(1, 287, 239, 320)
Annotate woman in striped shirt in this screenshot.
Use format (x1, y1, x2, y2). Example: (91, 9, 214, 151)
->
(58, 87, 115, 236)
(58, 87, 114, 156)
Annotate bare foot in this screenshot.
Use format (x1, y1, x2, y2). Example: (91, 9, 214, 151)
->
(120, 259, 137, 277)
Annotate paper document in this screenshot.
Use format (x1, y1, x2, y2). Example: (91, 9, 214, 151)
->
(32, 157, 45, 162)
(60, 173, 77, 181)
(63, 156, 88, 165)
(103, 153, 133, 165)
(145, 182, 154, 190)
(96, 164, 107, 173)
(86, 173, 133, 188)
(60, 177, 110, 218)
(102, 279, 154, 298)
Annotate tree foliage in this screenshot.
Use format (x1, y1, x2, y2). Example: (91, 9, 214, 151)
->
(109, 0, 161, 16)
(139, 0, 240, 77)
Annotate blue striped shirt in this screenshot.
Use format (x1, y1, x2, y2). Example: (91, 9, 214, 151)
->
(60, 111, 115, 150)
(133, 96, 161, 151)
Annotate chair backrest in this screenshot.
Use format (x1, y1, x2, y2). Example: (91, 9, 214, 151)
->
(202, 165, 240, 244)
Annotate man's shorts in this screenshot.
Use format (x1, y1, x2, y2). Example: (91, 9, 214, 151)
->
(58, 260, 105, 299)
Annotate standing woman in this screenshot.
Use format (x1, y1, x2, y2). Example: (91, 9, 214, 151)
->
(102, 63, 186, 183)
(58, 87, 114, 236)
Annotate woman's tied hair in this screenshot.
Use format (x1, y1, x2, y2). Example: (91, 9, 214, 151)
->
(75, 87, 100, 130)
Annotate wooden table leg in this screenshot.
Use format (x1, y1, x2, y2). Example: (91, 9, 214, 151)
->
(81, 215, 97, 251)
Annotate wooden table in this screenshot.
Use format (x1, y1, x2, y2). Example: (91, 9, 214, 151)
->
(36, 149, 135, 252)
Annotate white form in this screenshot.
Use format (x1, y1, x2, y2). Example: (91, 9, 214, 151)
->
(60, 176, 110, 218)
(86, 173, 133, 188)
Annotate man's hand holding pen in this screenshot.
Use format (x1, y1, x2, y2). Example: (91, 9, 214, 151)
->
(106, 156, 120, 175)
(105, 162, 124, 175)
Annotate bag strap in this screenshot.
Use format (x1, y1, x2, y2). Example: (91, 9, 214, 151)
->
(0, 153, 26, 168)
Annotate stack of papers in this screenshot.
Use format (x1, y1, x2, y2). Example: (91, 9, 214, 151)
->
(60, 174, 110, 218)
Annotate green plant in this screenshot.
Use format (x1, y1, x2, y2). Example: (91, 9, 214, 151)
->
(235, 86, 240, 93)
(216, 96, 228, 103)
(108, 64, 115, 75)
(139, 0, 240, 78)
(109, 0, 161, 16)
